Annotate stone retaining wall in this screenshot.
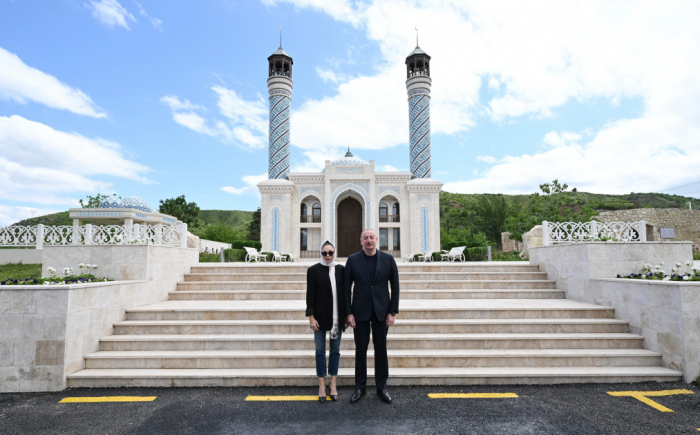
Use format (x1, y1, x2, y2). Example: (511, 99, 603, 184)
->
(598, 208, 700, 245)
(0, 245, 198, 392)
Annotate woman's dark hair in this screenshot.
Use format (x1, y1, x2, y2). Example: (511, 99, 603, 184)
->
(321, 241, 334, 250)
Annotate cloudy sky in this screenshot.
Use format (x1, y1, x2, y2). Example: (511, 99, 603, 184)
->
(1, 0, 698, 225)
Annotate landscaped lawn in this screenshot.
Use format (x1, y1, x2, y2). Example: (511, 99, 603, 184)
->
(0, 263, 42, 281)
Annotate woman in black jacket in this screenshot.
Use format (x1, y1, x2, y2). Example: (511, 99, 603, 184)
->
(306, 240, 345, 403)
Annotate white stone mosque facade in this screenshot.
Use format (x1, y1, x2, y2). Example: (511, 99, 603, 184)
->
(258, 42, 442, 258)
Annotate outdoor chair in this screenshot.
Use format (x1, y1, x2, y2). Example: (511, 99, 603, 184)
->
(441, 246, 466, 262)
(416, 251, 434, 262)
(403, 253, 416, 263)
(244, 247, 267, 263)
(272, 251, 288, 262)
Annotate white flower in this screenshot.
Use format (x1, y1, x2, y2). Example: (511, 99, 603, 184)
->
(660, 262, 664, 265)
(47, 267, 56, 272)
(663, 276, 671, 281)
(92, 264, 98, 268)
(683, 276, 690, 281)
(675, 262, 682, 268)
(43, 281, 52, 285)
(671, 267, 677, 273)
(686, 261, 692, 266)
(79, 263, 85, 267)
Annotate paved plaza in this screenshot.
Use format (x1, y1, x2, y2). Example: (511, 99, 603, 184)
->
(2, 381, 700, 434)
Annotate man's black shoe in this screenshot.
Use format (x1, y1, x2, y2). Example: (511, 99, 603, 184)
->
(350, 388, 366, 404)
(377, 388, 392, 404)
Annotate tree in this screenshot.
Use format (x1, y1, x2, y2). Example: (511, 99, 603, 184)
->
(472, 195, 509, 248)
(159, 195, 200, 228)
(80, 193, 117, 208)
(247, 207, 261, 241)
(505, 180, 597, 242)
(202, 222, 241, 244)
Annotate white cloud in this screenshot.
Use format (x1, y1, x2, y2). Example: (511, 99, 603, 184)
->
(0, 205, 62, 227)
(221, 173, 267, 196)
(265, 0, 700, 194)
(476, 155, 496, 164)
(162, 87, 268, 150)
(260, 0, 364, 27)
(0, 47, 106, 118)
(88, 0, 136, 29)
(316, 67, 348, 84)
(0, 115, 152, 204)
(160, 95, 203, 111)
(135, 2, 163, 30)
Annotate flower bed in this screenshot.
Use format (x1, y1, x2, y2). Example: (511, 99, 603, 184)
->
(0, 263, 113, 286)
(617, 261, 699, 282)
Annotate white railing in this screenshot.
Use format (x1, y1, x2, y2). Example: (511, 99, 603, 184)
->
(0, 223, 188, 249)
(543, 220, 646, 246)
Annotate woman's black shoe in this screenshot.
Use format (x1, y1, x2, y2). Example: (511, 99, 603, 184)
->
(319, 395, 326, 403)
(327, 386, 338, 401)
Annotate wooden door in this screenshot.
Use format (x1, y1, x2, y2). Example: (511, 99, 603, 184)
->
(337, 197, 363, 257)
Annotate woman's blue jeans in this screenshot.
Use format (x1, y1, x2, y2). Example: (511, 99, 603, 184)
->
(314, 329, 342, 378)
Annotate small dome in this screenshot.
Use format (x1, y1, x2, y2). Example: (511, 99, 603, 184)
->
(122, 196, 153, 212)
(330, 148, 367, 166)
(99, 196, 123, 209)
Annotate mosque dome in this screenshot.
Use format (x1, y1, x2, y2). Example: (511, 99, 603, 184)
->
(99, 196, 123, 209)
(99, 196, 154, 212)
(329, 148, 367, 166)
(122, 196, 154, 212)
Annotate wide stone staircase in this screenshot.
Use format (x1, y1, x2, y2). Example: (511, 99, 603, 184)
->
(67, 262, 682, 387)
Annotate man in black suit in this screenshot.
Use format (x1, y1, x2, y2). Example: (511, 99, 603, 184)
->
(345, 228, 400, 404)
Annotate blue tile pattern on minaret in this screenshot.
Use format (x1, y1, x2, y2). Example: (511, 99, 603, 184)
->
(268, 94, 291, 179)
(409, 94, 431, 178)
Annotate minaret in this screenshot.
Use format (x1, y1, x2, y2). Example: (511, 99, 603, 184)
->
(405, 40, 432, 179)
(267, 35, 293, 179)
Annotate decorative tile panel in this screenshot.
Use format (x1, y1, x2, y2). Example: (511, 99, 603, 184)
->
(271, 206, 280, 251)
(421, 206, 429, 252)
(408, 94, 431, 179)
(300, 187, 322, 196)
(337, 167, 364, 173)
(268, 95, 291, 180)
(378, 186, 400, 195)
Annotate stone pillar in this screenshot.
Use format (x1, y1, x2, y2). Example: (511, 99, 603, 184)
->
(406, 178, 443, 254)
(405, 45, 432, 179)
(258, 179, 294, 253)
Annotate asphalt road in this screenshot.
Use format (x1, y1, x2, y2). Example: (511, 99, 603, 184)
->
(2, 381, 700, 434)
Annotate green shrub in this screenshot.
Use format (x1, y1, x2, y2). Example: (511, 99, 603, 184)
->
(260, 251, 274, 262)
(492, 251, 527, 261)
(694, 250, 700, 261)
(465, 247, 488, 261)
(224, 248, 247, 262)
(231, 240, 262, 250)
(432, 252, 442, 262)
(199, 252, 220, 263)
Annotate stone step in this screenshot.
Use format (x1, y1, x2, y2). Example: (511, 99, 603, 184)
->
(175, 280, 557, 291)
(190, 264, 541, 274)
(182, 272, 549, 282)
(125, 300, 613, 321)
(67, 366, 683, 388)
(84, 349, 662, 369)
(168, 289, 565, 301)
(98, 333, 643, 351)
(113, 318, 628, 335)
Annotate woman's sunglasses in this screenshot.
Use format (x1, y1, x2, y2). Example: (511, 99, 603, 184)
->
(321, 251, 335, 256)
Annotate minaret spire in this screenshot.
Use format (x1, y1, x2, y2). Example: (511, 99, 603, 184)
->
(405, 39, 432, 179)
(267, 36, 294, 180)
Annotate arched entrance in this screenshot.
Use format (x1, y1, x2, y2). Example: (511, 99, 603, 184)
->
(337, 197, 362, 257)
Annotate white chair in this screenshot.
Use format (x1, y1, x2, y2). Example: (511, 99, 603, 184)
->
(416, 251, 434, 262)
(441, 246, 466, 262)
(402, 254, 415, 263)
(272, 251, 288, 262)
(244, 247, 267, 263)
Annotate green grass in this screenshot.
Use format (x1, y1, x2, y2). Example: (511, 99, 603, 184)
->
(0, 263, 42, 281)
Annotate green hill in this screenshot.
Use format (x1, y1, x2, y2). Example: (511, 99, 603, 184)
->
(9, 209, 254, 232)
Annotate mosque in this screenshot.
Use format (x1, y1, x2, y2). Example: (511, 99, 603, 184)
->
(257, 41, 443, 259)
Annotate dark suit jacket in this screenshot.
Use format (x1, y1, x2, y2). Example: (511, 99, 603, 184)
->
(306, 263, 346, 331)
(344, 250, 400, 322)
